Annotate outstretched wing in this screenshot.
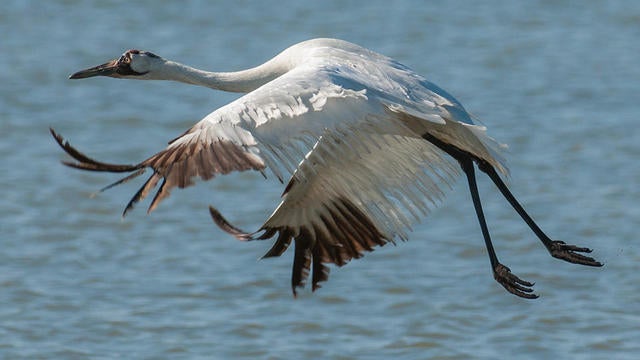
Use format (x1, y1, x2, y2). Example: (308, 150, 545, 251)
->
(210, 119, 462, 295)
(51, 126, 266, 215)
(53, 57, 457, 215)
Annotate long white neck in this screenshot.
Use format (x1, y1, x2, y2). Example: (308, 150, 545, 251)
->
(152, 56, 291, 93)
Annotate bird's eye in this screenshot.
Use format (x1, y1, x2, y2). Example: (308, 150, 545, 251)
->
(119, 53, 132, 65)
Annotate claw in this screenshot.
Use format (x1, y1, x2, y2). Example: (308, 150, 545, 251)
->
(493, 263, 539, 299)
(549, 241, 603, 267)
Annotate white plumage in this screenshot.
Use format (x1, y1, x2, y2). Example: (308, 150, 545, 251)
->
(53, 38, 601, 298)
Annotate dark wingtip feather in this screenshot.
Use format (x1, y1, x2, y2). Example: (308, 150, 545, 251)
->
(50, 127, 140, 173)
(209, 205, 254, 241)
(99, 169, 147, 193)
(291, 236, 312, 297)
(260, 229, 293, 259)
(121, 173, 160, 217)
(311, 259, 330, 292)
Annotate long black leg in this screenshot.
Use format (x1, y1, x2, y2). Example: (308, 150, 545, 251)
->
(476, 161, 603, 267)
(460, 158, 538, 299)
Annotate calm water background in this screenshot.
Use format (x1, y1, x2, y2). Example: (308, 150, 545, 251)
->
(2, 1, 639, 359)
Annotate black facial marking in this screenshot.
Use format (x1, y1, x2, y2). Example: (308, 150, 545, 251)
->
(115, 50, 148, 76)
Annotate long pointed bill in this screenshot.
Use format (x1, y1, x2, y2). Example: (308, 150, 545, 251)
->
(69, 59, 119, 79)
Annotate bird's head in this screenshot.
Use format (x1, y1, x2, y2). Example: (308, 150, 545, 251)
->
(70, 49, 165, 80)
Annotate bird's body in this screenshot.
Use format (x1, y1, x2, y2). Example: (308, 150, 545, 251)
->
(53, 38, 601, 298)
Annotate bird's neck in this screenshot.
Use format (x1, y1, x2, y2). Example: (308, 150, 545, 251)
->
(159, 58, 289, 93)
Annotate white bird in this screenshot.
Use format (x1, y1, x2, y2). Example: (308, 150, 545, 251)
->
(52, 38, 601, 298)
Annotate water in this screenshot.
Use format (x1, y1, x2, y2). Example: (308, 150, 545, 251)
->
(2, 1, 639, 358)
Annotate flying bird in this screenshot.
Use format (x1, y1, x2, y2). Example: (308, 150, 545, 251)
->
(52, 38, 602, 298)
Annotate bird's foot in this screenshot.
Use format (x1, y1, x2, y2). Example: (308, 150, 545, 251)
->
(493, 263, 538, 299)
(549, 240, 603, 267)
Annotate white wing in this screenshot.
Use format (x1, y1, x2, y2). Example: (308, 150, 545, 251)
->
(55, 52, 506, 293)
(202, 59, 506, 294)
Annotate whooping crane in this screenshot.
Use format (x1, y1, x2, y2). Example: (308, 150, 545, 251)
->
(52, 38, 602, 298)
